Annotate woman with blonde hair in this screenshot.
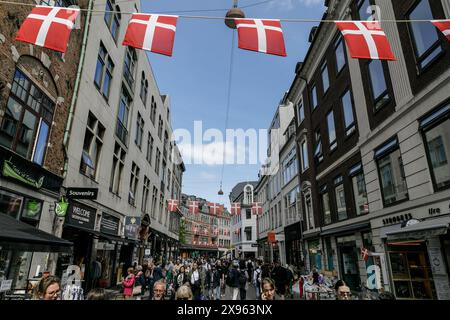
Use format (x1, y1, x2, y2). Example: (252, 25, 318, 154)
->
(32, 276, 61, 300)
(175, 285, 193, 300)
(261, 278, 276, 300)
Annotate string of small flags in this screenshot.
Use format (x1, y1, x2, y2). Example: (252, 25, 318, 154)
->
(8, 4, 450, 59)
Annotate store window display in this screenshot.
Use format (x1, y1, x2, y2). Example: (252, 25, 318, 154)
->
(388, 243, 437, 299)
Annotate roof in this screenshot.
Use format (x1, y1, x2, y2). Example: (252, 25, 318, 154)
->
(229, 181, 258, 202)
(0, 213, 73, 253)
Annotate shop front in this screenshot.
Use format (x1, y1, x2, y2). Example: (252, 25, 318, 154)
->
(57, 201, 97, 292)
(285, 222, 303, 268)
(307, 239, 322, 272)
(383, 215, 450, 300)
(335, 235, 360, 291)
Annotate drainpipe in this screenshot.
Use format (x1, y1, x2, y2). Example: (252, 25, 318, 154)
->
(62, 0, 94, 178)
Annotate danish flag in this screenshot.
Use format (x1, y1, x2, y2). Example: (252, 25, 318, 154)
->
(16, 6, 80, 53)
(231, 203, 241, 216)
(188, 201, 200, 214)
(431, 20, 450, 41)
(361, 247, 370, 262)
(235, 19, 287, 56)
(335, 21, 396, 60)
(167, 199, 178, 212)
(251, 202, 263, 215)
(208, 202, 220, 215)
(123, 13, 178, 56)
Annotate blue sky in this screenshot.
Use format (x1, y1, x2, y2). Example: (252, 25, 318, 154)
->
(140, 0, 325, 207)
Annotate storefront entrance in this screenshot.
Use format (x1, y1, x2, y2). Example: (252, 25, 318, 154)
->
(336, 235, 360, 291)
(387, 241, 437, 299)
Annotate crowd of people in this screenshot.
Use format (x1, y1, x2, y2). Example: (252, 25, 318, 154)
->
(29, 255, 395, 301)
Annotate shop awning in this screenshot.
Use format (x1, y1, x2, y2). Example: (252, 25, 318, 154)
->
(385, 215, 450, 241)
(320, 221, 370, 237)
(0, 214, 73, 253)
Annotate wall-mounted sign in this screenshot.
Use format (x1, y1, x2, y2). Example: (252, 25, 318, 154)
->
(66, 188, 98, 200)
(64, 202, 96, 231)
(55, 197, 69, 217)
(0, 280, 13, 292)
(124, 216, 141, 239)
(100, 213, 120, 236)
(2, 159, 44, 189)
(268, 231, 276, 243)
(21, 198, 43, 221)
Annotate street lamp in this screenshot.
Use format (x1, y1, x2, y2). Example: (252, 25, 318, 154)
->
(225, 0, 245, 29)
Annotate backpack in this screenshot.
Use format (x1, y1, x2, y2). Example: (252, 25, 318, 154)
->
(238, 271, 247, 287)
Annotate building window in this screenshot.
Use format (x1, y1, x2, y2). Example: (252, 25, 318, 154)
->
(80, 112, 104, 180)
(335, 36, 347, 74)
(244, 185, 254, 205)
(301, 140, 309, 171)
(357, 0, 373, 20)
(116, 85, 131, 145)
(246, 208, 251, 220)
(104, 0, 121, 42)
(135, 112, 144, 149)
(321, 187, 331, 225)
(129, 162, 140, 206)
(282, 148, 298, 185)
(0, 69, 55, 164)
(297, 101, 305, 125)
(375, 138, 409, 206)
(311, 84, 318, 110)
(110, 142, 125, 195)
(151, 187, 158, 218)
(367, 60, 390, 110)
(421, 102, 450, 191)
(406, 0, 443, 70)
(334, 176, 347, 221)
(94, 42, 114, 100)
(123, 47, 137, 90)
(158, 116, 163, 139)
(245, 227, 252, 241)
(155, 148, 161, 175)
(159, 194, 164, 223)
(142, 176, 150, 214)
(140, 72, 148, 106)
(314, 130, 323, 163)
(327, 111, 337, 151)
(350, 163, 369, 215)
(150, 96, 157, 125)
(321, 62, 330, 94)
(341, 89, 356, 136)
(147, 132, 154, 165)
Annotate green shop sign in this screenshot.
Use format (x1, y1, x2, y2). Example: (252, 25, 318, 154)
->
(2, 160, 44, 189)
(55, 197, 69, 217)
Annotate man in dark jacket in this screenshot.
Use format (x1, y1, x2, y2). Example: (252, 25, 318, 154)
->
(271, 261, 288, 300)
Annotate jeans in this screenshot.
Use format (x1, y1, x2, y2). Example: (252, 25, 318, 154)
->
(214, 286, 221, 300)
(232, 287, 239, 300)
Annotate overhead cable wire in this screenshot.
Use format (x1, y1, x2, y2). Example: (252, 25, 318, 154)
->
(0, 0, 439, 22)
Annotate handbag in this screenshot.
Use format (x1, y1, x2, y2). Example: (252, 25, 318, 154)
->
(133, 285, 142, 296)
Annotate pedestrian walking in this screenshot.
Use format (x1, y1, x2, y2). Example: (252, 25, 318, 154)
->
(239, 260, 249, 300)
(122, 267, 135, 300)
(253, 261, 262, 299)
(176, 285, 193, 300)
(271, 261, 288, 300)
(211, 264, 221, 300)
(335, 280, 351, 300)
(152, 280, 166, 300)
(189, 262, 202, 300)
(226, 260, 240, 300)
(261, 278, 276, 300)
(32, 275, 61, 300)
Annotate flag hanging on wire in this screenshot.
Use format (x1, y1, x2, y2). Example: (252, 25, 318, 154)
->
(16, 6, 80, 53)
(431, 20, 450, 41)
(123, 13, 178, 56)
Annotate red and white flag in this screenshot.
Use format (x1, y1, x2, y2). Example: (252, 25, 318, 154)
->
(251, 202, 263, 215)
(123, 13, 178, 56)
(208, 202, 220, 215)
(235, 18, 287, 56)
(230, 203, 241, 216)
(431, 20, 450, 41)
(167, 199, 178, 212)
(335, 21, 395, 60)
(188, 201, 200, 214)
(361, 247, 370, 262)
(16, 6, 79, 53)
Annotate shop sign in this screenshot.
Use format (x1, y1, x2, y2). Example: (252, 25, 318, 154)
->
(100, 213, 120, 236)
(0, 279, 12, 292)
(124, 216, 141, 239)
(145, 249, 151, 256)
(2, 159, 44, 189)
(268, 231, 276, 243)
(64, 202, 96, 231)
(55, 197, 69, 217)
(66, 188, 98, 200)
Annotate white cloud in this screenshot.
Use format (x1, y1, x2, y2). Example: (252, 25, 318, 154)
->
(199, 171, 217, 180)
(178, 141, 244, 166)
